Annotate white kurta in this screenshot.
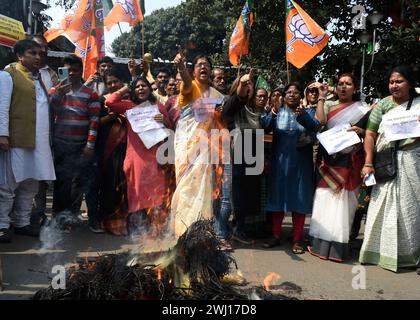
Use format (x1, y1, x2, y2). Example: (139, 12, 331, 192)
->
(0, 71, 56, 184)
(39, 66, 54, 91)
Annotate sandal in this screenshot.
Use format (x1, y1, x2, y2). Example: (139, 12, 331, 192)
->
(292, 241, 305, 254)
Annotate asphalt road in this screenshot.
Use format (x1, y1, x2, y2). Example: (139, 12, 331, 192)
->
(1, 215, 419, 300)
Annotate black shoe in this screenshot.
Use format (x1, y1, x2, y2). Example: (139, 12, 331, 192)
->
(263, 237, 281, 248)
(232, 233, 253, 245)
(88, 221, 105, 234)
(14, 225, 40, 237)
(0, 228, 11, 243)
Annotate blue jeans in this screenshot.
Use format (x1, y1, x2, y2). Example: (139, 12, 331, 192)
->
(214, 164, 232, 239)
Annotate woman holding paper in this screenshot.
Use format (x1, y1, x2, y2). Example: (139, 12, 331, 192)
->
(170, 53, 226, 238)
(105, 75, 171, 234)
(308, 73, 370, 262)
(359, 66, 420, 272)
(260, 82, 326, 253)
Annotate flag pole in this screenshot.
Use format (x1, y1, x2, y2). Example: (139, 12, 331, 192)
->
(141, 22, 145, 58)
(117, 23, 124, 36)
(286, 61, 291, 83)
(83, 35, 90, 80)
(237, 54, 242, 79)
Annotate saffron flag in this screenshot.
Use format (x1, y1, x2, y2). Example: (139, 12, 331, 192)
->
(104, 0, 144, 31)
(228, 0, 254, 66)
(74, 0, 106, 79)
(43, 0, 94, 44)
(285, 0, 329, 69)
(43, 0, 106, 79)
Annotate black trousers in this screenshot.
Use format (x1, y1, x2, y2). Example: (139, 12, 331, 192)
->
(52, 142, 92, 216)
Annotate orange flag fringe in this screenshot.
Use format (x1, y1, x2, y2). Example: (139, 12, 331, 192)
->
(104, 0, 144, 31)
(76, 0, 105, 79)
(44, 0, 93, 44)
(285, 0, 329, 69)
(44, 0, 105, 79)
(229, 0, 254, 66)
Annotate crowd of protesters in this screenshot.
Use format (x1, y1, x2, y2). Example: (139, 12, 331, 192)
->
(0, 38, 419, 275)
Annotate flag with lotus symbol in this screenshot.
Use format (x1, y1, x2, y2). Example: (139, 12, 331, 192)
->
(44, 0, 107, 79)
(104, 0, 144, 31)
(285, 0, 329, 68)
(229, 0, 255, 66)
(74, 0, 107, 79)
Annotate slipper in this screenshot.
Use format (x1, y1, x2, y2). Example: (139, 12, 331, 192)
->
(292, 241, 305, 254)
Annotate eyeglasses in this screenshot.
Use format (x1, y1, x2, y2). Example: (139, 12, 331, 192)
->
(195, 62, 211, 69)
(256, 95, 267, 100)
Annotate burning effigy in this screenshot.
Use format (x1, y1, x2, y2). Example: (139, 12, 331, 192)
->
(33, 220, 294, 300)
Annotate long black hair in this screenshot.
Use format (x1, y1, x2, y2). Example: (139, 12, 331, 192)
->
(389, 65, 419, 98)
(130, 74, 157, 104)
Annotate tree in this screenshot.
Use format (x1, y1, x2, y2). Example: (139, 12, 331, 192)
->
(110, 0, 419, 97)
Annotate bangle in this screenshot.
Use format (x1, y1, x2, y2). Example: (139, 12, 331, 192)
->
(318, 97, 326, 101)
(364, 164, 374, 167)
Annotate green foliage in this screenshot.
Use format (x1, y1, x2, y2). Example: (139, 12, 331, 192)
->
(108, 0, 419, 97)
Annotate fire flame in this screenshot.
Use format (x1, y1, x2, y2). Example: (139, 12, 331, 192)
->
(156, 267, 162, 281)
(263, 272, 281, 291)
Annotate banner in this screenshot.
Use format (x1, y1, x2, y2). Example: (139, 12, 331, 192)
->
(0, 14, 25, 48)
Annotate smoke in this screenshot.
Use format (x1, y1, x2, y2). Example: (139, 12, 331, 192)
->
(39, 210, 81, 250)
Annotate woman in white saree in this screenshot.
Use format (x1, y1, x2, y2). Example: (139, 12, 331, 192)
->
(360, 66, 420, 272)
(171, 53, 224, 238)
(308, 73, 371, 262)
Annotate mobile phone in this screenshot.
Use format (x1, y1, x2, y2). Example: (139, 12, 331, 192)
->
(58, 67, 69, 81)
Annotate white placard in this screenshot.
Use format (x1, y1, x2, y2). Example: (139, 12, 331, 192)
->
(137, 128, 170, 150)
(193, 97, 224, 122)
(364, 173, 377, 186)
(317, 123, 361, 155)
(382, 109, 420, 142)
(126, 102, 164, 133)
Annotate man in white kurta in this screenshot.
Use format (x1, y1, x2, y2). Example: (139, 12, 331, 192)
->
(0, 41, 55, 243)
(30, 35, 59, 226)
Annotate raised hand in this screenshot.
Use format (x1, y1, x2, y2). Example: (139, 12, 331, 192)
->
(318, 83, 329, 99)
(128, 58, 137, 77)
(173, 51, 187, 71)
(54, 79, 72, 96)
(294, 99, 305, 116)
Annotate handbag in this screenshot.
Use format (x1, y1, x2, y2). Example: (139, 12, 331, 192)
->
(374, 97, 413, 183)
(374, 146, 397, 183)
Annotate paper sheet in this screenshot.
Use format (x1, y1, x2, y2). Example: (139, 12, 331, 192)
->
(382, 109, 420, 142)
(193, 97, 224, 122)
(317, 123, 361, 155)
(126, 102, 164, 133)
